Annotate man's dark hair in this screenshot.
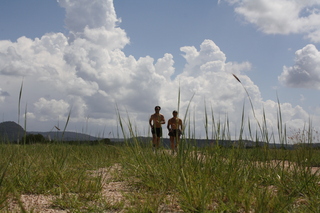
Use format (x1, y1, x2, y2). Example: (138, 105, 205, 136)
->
(173, 110, 178, 114)
(155, 106, 161, 110)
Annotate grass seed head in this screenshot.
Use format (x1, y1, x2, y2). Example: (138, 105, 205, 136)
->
(232, 74, 241, 83)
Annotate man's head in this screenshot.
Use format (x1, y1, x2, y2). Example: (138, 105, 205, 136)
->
(172, 110, 178, 117)
(155, 106, 161, 111)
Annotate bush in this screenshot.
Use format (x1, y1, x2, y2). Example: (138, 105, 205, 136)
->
(22, 133, 46, 144)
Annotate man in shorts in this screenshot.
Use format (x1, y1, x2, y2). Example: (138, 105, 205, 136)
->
(167, 110, 183, 154)
(149, 106, 165, 150)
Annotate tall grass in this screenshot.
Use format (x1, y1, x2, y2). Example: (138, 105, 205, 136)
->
(1, 141, 319, 212)
(61, 107, 72, 142)
(115, 78, 320, 212)
(120, 142, 320, 212)
(125, 134, 320, 211)
(0, 143, 122, 212)
(18, 80, 24, 145)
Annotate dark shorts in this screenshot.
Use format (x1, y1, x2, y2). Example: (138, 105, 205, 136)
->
(151, 127, 162, 137)
(168, 129, 182, 137)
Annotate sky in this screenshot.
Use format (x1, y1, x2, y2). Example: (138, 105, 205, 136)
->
(1, 0, 320, 142)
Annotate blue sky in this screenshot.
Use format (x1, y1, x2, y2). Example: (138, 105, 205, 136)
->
(113, 0, 313, 101)
(1, 0, 320, 142)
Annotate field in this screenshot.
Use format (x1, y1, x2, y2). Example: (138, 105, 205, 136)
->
(0, 140, 320, 213)
(1, 81, 319, 212)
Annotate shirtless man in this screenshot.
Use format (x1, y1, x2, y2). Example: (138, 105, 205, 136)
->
(167, 110, 183, 154)
(149, 106, 165, 150)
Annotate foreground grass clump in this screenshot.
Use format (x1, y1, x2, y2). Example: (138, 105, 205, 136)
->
(0, 141, 319, 212)
(0, 143, 122, 212)
(120, 141, 320, 212)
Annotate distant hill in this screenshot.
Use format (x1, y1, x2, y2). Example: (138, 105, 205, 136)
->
(29, 131, 100, 141)
(0, 121, 100, 142)
(0, 121, 25, 142)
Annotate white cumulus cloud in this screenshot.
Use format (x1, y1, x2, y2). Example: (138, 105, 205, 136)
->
(278, 44, 320, 89)
(34, 98, 70, 121)
(224, 0, 320, 42)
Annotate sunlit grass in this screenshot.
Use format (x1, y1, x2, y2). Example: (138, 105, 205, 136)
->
(0, 143, 121, 212)
(0, 137, 320, 212)
(120, 144, 320, 212)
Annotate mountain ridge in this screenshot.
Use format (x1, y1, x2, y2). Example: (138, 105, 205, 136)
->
(0, 121, 101, 142)
(0, 121, 25, 142)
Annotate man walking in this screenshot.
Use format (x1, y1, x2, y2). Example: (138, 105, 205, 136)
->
(167, 110, 183, 154)
(149, 106, 165, 150)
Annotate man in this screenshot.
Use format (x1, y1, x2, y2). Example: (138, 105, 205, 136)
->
(167, 110, 183, 154)
(149, 106, 165, 150)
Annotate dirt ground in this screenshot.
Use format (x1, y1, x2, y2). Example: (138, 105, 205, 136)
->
(5, 164, 128, 213)
(4, 161, 320, 212)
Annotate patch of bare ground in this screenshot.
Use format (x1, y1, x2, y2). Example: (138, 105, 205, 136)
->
(93, 164, 130, 207)
(5, 163, 184, 212)
(98, 163, 184, 212)
(5, 194, 65, 213)
(4, 164, 130, 213)
(257, 160, 320, 176)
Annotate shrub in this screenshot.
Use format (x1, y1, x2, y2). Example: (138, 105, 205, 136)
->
(22, 134, 46, 144)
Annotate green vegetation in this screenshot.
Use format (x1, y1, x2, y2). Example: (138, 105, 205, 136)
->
(0, 143, 122, 212)
(0, 140, 319, 212)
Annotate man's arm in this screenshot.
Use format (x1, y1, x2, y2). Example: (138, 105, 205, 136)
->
(161, 115, 166, 124)
(179, 119, 183, 131)
(149, 116, 153, 128)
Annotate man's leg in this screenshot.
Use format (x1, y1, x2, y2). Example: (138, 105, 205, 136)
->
(175, 136, 180, 153)
(156, 137, 161, 148)
(155, 128, 162, 149)
(152, 134, 157, 151)
(170, 136, 175, 154)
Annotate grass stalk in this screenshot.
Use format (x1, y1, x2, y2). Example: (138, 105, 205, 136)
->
(23, 103, 27, 145)
(61, 107, 72, 141)
(232, 74, 263, 134)
(17, 80, 24, 144)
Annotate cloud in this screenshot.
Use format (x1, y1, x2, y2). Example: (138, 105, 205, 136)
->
(180, 40, 227, 77)
(58, 0, 118, 32)
(33, 98, 70, 121)
(0, 88, 9, 97)
(225, 0, 320, 42)
(0, 88, 10, 103)
(278, 44, 320, 89)
(0, 0, 314, 140)
(58, 0, 129, 48)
